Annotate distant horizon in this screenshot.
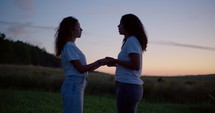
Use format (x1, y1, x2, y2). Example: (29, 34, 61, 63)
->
(1, 63, 215, 77)
(97, 69, 215, 77)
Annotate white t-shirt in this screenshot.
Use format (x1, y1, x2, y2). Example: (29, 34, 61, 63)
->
(116, 36, 143, 85)
(61, 42, 88, 76)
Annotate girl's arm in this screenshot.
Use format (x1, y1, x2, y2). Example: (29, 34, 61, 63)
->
(106, 53, 140, 70)
(70, 58, 107, 73)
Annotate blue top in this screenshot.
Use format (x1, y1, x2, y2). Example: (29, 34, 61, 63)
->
(116, 36, 143, 85)
(61, 42, 88, 76)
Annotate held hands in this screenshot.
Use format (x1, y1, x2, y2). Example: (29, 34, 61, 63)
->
(97, 57, 117, 67)
(97, 58, 109, 66)
(90, 57, 117, 72)
(98, 57, 116, 67)
(105, 57, 116, 67)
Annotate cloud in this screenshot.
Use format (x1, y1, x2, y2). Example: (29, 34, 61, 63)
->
(8, 22, 30, 36)
(13, 0, 35, 18)
(0, 20, 55, 48)
(151, 40, 215, 51)
(0, 20, 55, 36)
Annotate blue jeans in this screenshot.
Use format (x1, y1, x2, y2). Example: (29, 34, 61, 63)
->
(61, 76, 87, 113)
(116, 81, 143, 113)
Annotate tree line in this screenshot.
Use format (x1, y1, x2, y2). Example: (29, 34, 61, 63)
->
(0, 33, 60, 67)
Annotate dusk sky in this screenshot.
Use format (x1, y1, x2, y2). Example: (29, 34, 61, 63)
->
(0, 0, 215, 76)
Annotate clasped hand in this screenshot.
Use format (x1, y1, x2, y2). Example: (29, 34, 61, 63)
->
(97, 57, 116, 67)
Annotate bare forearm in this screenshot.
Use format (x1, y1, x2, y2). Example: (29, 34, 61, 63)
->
(86, 61, 101, 72)
(71, 60, 100, 73)
(81, 61, 101, 73)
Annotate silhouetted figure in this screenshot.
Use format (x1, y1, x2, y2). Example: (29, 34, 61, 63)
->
(54, 16, 107, 113)
(105, 14, 148, 113)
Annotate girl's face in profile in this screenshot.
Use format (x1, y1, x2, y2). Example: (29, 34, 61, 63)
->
(73, 22, 83, 38)
(118, 22, 126, 35)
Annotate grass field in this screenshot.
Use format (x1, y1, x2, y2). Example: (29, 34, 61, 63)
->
(0, 65, 215, 113)
(1, 89, 214, 113)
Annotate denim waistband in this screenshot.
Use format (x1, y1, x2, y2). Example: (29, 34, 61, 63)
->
(116, 81, 142, 86)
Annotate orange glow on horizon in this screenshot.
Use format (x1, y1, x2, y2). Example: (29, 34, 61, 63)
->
(96, 66, 215, 76)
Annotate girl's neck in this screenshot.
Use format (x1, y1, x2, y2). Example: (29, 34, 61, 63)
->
(68, 37, 76, 42)
(124, 33, 131, 39)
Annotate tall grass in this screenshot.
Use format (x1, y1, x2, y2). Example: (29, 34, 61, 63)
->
(0, 64, 215, 103)
(1, 89, 215, 113)
(0, 65, 64, 92)
(142, 76, 215, 103)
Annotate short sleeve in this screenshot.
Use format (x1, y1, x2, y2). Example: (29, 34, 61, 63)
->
(126, 38, 142, 55)
(64, 46, 80, 61)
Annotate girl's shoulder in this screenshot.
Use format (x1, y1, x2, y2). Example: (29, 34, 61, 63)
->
(62, 42, 76, 53)
(126, 36, 139, 45)
(65, 41, 76, 47)
(127, 36, 138, 41)
(65, 42, 83, 54)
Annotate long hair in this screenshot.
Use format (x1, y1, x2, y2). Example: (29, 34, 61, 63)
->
(54, 16, 78, 57)
(120, 14, 148, 51)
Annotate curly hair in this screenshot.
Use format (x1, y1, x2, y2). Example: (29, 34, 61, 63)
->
(120, 14, 148, 51)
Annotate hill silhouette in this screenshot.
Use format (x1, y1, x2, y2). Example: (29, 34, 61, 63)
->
(0, 33, 60, 67)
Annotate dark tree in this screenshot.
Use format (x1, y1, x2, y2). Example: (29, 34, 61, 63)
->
(0, 33, 60, 67)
